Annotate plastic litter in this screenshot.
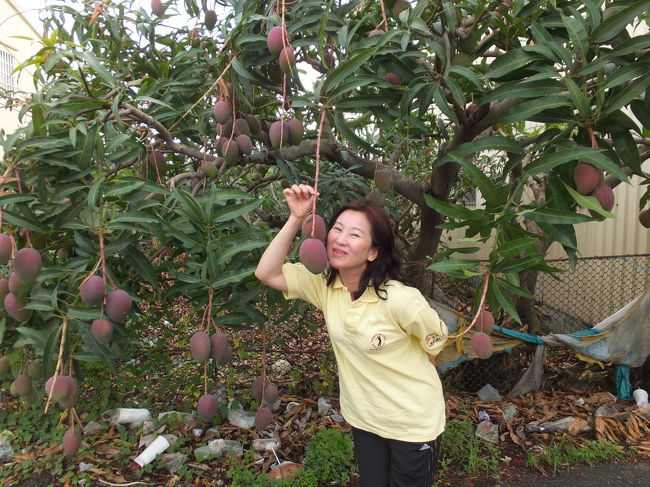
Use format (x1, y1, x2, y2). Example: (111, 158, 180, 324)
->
(134, 435, 170, 468)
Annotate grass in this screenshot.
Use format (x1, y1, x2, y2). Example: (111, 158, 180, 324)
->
(434, 418, 501, 485)
(526, 437, 632, 475)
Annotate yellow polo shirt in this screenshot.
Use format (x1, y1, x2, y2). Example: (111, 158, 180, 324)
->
(282, 263, 448, 442)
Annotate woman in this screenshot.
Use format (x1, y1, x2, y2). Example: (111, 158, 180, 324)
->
(255, 184, 448, 487)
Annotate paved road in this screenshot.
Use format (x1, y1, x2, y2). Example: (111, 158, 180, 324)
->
(513, 462, 650, 486)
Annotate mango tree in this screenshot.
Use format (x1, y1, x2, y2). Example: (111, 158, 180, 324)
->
(1, 0, 650, 418)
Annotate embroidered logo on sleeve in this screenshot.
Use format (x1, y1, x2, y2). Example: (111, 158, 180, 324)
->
(425, 334, 442, 349)
(370, 333, 387, 349)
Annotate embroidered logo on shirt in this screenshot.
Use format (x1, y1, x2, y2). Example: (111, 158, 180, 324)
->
(425, 334, 442, 348)
(370, 333, 387, 349)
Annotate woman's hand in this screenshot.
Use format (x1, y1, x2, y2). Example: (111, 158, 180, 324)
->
(283, 184, 318, 220)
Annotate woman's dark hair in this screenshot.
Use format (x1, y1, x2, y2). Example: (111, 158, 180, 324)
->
(325, 200, 402, 300)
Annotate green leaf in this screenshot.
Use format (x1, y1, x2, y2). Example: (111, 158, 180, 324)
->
(67, 307, 103, 321)
(560, 12, 588, 60)
(489, 278, 521, 324)
(216, 241, 268, 265)
(111, 212, 160, 224)
(173, 189, 206, 225)
(16, 327, 48, 347)
(484, 49, 534, 80)
(1, 209, 48, 232)
(492, 255, 542, 274)
(519, 206, 594, 224)
(77, 323, 116, 372)
(211, 266, 256, 288)
(448, 65, 481, 88)
(213, 199, 261, 223)
(76, 51, 117, 87)
(563, 183, 616, 218)
(493, 276, 534, 299)
(591, 0, 650, 43)
(524, 146, 628, 181)
(565, 78, 591, 120)
(322, 46, 379, 94)
(602, 73, 650, 116)
(432, 82, 457, 123)
(439, 136, 524, 165)
(495, 238, 535, 257)
(446, 154, 505, 208)
(424, 194, 491, 221)
(232, 58, 257, 81)
(122, 245, 159, 289)
(426, 259, 481, 274)
(0, 194, 38, 206)
(494, 96, 571, 124)
(88, 176, 105, 208)
(332, 112, 379, 154)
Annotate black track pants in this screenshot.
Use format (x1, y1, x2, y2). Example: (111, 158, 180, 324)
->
(352, 427, 441, 487)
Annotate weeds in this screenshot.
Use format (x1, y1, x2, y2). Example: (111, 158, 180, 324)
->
(435, 419, 501, 485)
(526, 437, 631, 474)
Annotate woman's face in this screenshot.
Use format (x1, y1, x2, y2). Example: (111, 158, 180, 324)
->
(326, 210, 378, 272)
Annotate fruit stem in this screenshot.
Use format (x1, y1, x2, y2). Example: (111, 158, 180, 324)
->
(448, 273, 491, 338)
(45, 317, 69, 414)
(310, 109, 327, 237)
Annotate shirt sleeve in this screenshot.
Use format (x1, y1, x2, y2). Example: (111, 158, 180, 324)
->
(390, 286, 449, 356)
(281, 262, 326, 310)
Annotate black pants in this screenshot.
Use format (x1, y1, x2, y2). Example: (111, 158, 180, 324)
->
(352, 427, 441, 487)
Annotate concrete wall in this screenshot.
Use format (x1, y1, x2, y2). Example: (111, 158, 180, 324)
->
(0, 0, 43, 149)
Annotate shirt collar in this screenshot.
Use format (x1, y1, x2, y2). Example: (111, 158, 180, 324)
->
(333, 275, 379, 303)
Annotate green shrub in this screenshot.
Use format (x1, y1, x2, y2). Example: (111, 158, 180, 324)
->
(526, 437, 631, 474)
(435, 419, 500, 485)
(227, 429, 354, 487)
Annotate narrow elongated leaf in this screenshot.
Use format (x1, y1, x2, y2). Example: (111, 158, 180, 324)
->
(565, 78, 591, 120)
(496, 238, 535, 257)
(563, 183, 616, 218)
(322, 46, 379, 93)
(439, 136, 524, 165)
(446, 154, 504, 208)
(427, 259, 481, 273)
(327, 75, 379, 99)
(489, 278, 521, 324)
(217, 241, 268, 265)
(232, 58, 256, 81)
(477, 79, 562, 104)
(604, 62, 650, 89)
(492, 255, 542, 274)
(77, 124, 97, 167)
(111, 212, 159, 224)
(524, 146, 627, 181)
(432, 82, 457, 123)
(493, 276, 534, 299)
(602, 73, 650, 116)
(212, 266, 256, 288)
(561, 12, 588, 60)
(424, 194, 491, 221)
(67, 307, 103, 320)
(1, 209, 48, 232)
(0, 194, 38, 206)
(332, 113, 379, 154)
(76, 51, 117, 87)
(122, 245, 158, 289)
(88, 176, 105, 208)
(519, 206, 594, 224)
(494, 96, 571, 124)
(605, 34, 650, 59)
(173, 189, 206, 225)
(592, 0, 650, 43)
(213, 199, 261, 223)
(77, 324, 116, 372)
(16, 327, 48, 347)
(484, 49, 534, 79)
(448, 65, 481, 88)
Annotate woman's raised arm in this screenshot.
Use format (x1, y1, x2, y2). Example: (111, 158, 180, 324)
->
(254, 184, 318, 293)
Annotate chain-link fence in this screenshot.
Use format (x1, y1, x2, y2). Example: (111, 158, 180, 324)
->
(438, 254, 650, 394)
(536, 254, 650, 334)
